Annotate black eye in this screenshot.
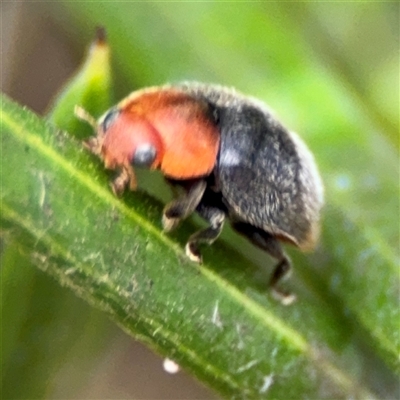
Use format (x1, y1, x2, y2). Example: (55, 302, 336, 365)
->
(101, 109, 120, 131)
(132, 144, 157, 167)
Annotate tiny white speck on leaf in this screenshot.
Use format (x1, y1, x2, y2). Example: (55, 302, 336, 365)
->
(260, 374, 274, 393)
(236, 324, 245, 350)
(237, 359, 260, 373)
(212, 300, 223, 328)
(64, 267, 77, 275)
(38, 171, 46, 208)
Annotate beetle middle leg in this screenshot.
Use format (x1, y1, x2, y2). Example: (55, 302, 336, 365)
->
(231, 222, 296, 305)
(162, 179, 207, 232)
(185, 202, 226, 263)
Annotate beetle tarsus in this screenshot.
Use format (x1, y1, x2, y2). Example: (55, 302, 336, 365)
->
(111, 166, 137, 196)
(162, 179, 207, 232)
(185, 206, 225, 264)
(185, 242, 202, 263)
(269, 258, 296, 306)
(271, 287, 296, 306)
(162, 214, 180, 233)
(126, 165, 137, 191)
(111, 168, 129, 196)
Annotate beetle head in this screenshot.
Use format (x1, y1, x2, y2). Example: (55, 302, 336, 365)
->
(76, 87, 220, 186)
(75, 105, 164, 172)
(98, 108, 164, 171)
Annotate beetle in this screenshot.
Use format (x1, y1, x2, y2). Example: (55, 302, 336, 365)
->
(76, 82, 324, 304)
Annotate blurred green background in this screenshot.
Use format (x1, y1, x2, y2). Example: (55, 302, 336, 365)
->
(1, 2, 399, 399)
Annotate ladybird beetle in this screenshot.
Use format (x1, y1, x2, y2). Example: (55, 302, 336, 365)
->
(76, 82, 324, 304)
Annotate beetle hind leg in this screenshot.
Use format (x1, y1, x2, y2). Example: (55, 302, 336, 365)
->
(185, 203, 226, 264)
(269, 257, 295, 305)
(231, 222, 296, 305)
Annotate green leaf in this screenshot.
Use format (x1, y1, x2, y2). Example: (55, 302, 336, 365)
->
(3, 3, 399, 397)
(1, 94, 382, 398)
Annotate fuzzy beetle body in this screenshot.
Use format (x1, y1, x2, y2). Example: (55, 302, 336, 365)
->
(77, 82, 324, 303)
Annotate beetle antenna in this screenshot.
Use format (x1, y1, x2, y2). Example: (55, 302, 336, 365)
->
(74, 106, 98, 129)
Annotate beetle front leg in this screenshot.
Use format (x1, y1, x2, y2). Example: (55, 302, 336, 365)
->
(162, 179, 207, 232)
(111, 165, 137, 196)
(185, 204, 226, 263)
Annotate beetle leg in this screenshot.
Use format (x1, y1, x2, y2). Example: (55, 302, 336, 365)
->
(126, 165, 137, 191)
(269, 258, 295, 305)
(162, 179, 207, 232)
(83, 136, 103, 156)
(185, 204, 226, 263)
(111, 166, 137, 196)
(231, 222, 296, 305)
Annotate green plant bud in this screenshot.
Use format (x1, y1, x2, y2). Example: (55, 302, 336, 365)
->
(47, 27, 111, 139)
